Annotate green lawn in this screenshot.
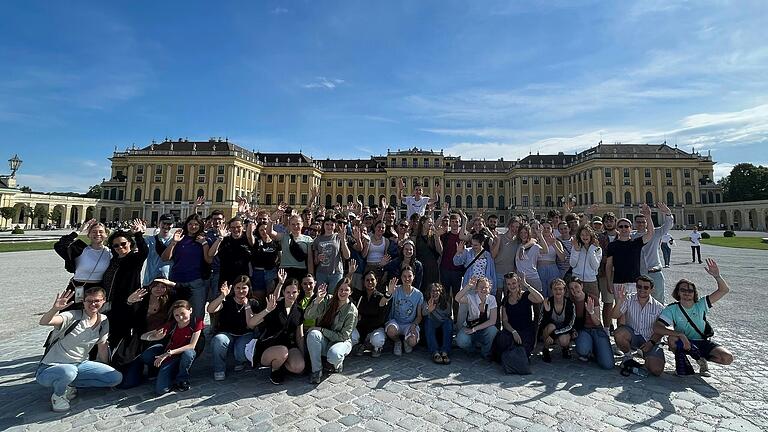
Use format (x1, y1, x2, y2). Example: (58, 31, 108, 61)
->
(0, 235, 89, 253)
(701, 236, 768, 250)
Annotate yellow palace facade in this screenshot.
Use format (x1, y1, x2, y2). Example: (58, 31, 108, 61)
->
(92, 138, 768, 230)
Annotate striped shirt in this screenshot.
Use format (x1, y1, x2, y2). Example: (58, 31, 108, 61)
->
(619, 294, 664, 340)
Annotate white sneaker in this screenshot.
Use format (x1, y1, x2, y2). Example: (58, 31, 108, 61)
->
(51, 393, 70, 412)
(697, 358, 711, 377)
(64, 385, 77, 401)
(213, 371, 226, 381)
(404, 343, 413, 354)
(233, 363, 245, 372)
(372, 347, 382, 358)
(394, 341, 403, 356)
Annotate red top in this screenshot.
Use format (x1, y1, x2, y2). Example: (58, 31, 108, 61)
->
(162, 318, 204, 353)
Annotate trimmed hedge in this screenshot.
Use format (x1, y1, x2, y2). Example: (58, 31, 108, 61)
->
(700, 232, 711, 239)
(724, 230, 736, 238)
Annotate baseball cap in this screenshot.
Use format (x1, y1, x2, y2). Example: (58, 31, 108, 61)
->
(159, 213, 175, 223)
(591, 216, 603, 225)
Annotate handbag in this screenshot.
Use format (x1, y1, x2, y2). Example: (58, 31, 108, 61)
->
(110, 330, 145, 367)
(288, 234, 308, 262)
(676, 303, 714, 339)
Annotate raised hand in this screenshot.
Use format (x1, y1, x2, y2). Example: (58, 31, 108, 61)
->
(131, 218, 146, 234)
(276, 268, 287, 286)
(442, 201, 449, 214)
(352, 226, 361, 240)
(656, 201, 671, 215)
(426, 297, 437, 314)
(457, 240, 466, 251)
(704, 258, 720, 278)
(381, 254, 392, 266)
(172, 230, 184, 242)
(435, 184, 442, 195)
(52, 290, 74, 311)
(127, 288, 147, 304)
(468, 275, 479, 287)
(571, 236, 580, 251)
(347, 259, 358, 275)
(316, 283, 328, 301)
(640, 203, 651, 218)
(435, 225, 446, 236)
(543, 298, 551, 312)
(196, 234, 208, 245)
(397, 178, 405, 190)
(266, 291, 278, 312)
(219, 282, 231, 298)
(614, 284, 625, 301)
(386, 278, 398, 296)
(217, 225, 228, 238)
(195, 195, 205, 207)
(154, 352, 171, 368)
(151, 327, 167, 341)
(80, 218, 97, 234)
(586, 296, 596, 315)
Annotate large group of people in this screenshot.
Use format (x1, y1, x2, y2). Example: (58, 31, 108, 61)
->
(37, 184, 734, 413)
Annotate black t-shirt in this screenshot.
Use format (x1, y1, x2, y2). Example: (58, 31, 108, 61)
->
(251, 239, 281, 270)
(218, 236, 252, 283)
(217, 297, 261, 336)
(606, 237, 645, 283)
(352, 290, 389, 336)
(504, 291, 534, 334)
(259, 299, 304, 349)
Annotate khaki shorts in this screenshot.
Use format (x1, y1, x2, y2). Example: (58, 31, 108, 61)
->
(599, 276, 614, 303)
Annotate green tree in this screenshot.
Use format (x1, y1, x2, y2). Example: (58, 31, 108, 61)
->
(19, 185, 32, 192)
(50, 207, 63, 226)
(0, 206, 18, 228)
(719, 163, 768, 202)
(85, 184, 103, 198)
(31, 205, 49, 225)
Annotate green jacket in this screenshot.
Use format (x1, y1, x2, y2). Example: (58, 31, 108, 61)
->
(305, 299, 358, 343)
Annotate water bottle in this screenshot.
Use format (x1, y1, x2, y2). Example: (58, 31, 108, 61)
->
(631, 367, 648, 378)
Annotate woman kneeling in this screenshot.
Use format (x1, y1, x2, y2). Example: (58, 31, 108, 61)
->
(455, 276, 498, 360)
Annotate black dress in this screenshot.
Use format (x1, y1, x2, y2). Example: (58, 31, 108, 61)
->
(253, 299, 304, 362)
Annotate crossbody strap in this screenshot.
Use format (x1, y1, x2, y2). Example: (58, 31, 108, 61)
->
(676, 303, 707, 339)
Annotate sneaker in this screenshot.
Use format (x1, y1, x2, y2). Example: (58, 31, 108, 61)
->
(51, 393, 70, 412)
(664, 265, 670, 268)
(354, 344, 366, 357)
(697, 359, 711, 377)
(64, 385, 77, 401)
(578, 355, 589, 362)
(542, 348, 552, 363)
(175, 381, 191, 392)
(441, 352, 451, 365)
(213, 371, 226, 381)
(394, 341, 403, 356)
(270, 369, 285, 385)
(371, 347, 382, 358)
(334, 362, 344, 374)
(404, 342, 413, 354)
(562, 347, 572, 360)
(234, 363, 246, 372)
(310, 371, 322, 384)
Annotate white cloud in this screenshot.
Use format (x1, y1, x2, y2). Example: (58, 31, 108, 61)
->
(302, 77, 345, 90)
(270, 7, 289, 15)
(16, 173, 96, 194)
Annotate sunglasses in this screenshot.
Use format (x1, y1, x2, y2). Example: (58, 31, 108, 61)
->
(112, 241, 129, 249)
(617, 225, 631, 229)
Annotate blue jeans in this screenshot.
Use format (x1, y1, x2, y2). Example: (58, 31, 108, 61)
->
(117, 358, 145, 389)
(456, 326, 498, 359)
(207, 271, 221, 301)
(575, 328, 614, 369)
(177, 278, 208, 322)
(661, 243, 671, 266)
(251, 269, 277, 293)
(36, 361, 122, 396)
(141, 344, 197, 394)
(211, 332, 255, 374)
(424, 316, 453, 354)
(316, 272, 344, 294)
(306, 329, 352, 373)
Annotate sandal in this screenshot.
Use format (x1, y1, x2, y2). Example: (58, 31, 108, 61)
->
(441, 352, 451, 365)
(432, 352, 444, 364)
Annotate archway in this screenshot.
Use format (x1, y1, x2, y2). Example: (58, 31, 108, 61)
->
(99, 207, 108, 222)
(112, 208, 121, 222)
(705, 211, 714, 229)
(51, 204, 66, 228)
(69, 206, 81, 227)
(748, 209, 757, 230)
(13, 203, 28, 225)
(732, 210, 742, 230)
(85, 206, 95, 221)
(718, 210, 728, 229)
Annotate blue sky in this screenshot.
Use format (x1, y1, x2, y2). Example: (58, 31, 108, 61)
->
(2, 0, 767, 192)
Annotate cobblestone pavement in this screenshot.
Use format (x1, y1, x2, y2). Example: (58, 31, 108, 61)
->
(0, 236, 766, 431)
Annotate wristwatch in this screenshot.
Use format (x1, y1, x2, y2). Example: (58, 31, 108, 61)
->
(384, 292, 392, 299)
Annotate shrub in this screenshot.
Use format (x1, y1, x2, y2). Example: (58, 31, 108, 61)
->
(11, 225, 24, 235)
(700, 232, 711, 239)
(724, 230, 736, 238)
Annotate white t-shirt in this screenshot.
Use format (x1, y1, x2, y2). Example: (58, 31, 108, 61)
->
(405, 196, 430, 219)
(467, 292, 497, 322)
(74, 246, 110, 282)
(42, 311, 109, 365)
(690, 231, 702, 246)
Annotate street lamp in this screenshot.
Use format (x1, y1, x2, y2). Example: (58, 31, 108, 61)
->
(8, 154, 22, 177)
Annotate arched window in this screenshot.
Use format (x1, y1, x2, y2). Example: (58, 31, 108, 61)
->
(347, 194, 354, 205)
(368, 195, 375, 206)
(326, 195, 332, 208)
(487, 195, 494, 209)
(153, 188, 161, 202)
(423, 177, 429, 187)
(685, 191, 693, 205)
(197, 189, 205, 198)
(336, 194, 343, 204)
(498, 195, 505, 209)
(666, 192, 674, 206)
(645, 191, 653, 205)
(456, 195, 463, 208)
(466, 196, 473, 208)
(624, 191, 632, 206)
(476, 195, 483, 208)
(175, 188, 183, 202)
(605, 191, 613, 205)
(215, 189, 224, 203)
(445, 195, 451, 208)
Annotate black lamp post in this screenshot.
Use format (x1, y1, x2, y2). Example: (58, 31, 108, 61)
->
(8, 154, 21, 177)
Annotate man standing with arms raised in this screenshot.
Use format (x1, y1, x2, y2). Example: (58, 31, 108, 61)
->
(605, 204, 655, 297)
(631, 202, 674, 303)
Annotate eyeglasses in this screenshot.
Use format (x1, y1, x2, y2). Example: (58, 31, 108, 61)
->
(112, 241, 129, 249)
(617, 225, 631, 229)
(84, 299, 104, 305)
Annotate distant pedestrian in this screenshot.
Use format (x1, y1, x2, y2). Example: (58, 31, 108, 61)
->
(689, 227, 702, 264)
(661, 233, 673, 268)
